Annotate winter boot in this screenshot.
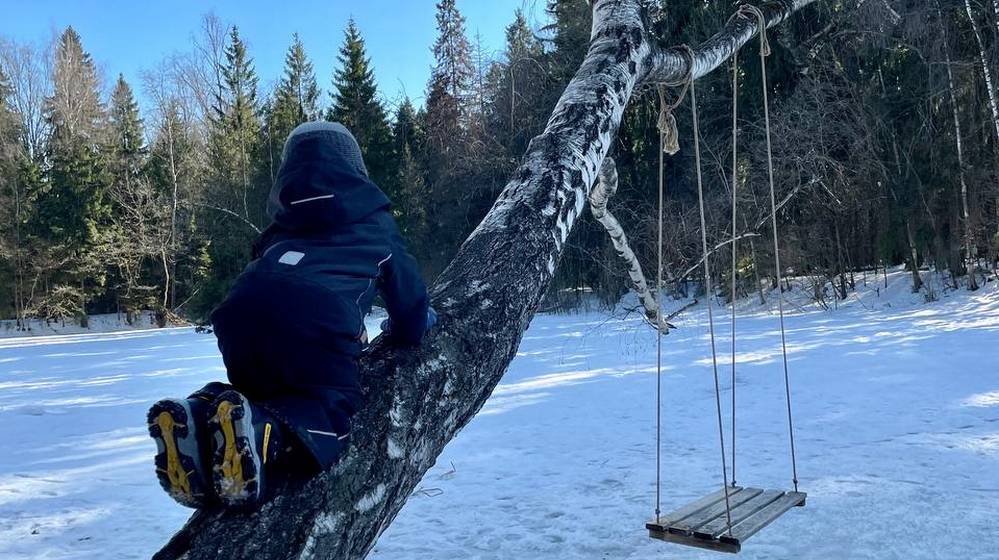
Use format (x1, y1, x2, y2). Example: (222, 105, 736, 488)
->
(147, 382, 230, 508)
(208, 390, 285, 508)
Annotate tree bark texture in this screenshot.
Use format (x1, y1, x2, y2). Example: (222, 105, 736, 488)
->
(963, 0, 999, 149)
(938, 2, 978, 290)
(589, 156, 664, 327)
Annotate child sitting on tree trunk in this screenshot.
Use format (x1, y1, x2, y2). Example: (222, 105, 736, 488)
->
(147, 122, 435, 509)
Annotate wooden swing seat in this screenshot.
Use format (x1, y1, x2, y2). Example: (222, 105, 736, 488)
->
(646, 486, 806, 554)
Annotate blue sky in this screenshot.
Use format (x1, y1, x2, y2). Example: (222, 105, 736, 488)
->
(1, 0, 549, 114)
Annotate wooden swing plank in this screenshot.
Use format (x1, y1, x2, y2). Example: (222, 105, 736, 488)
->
(668, 487, 764, 535)
(649, 527, 742, 554)
(721, 491, 806, 545)
(645, 486, 744, 530)
(694, 489, 785, 539)
(647, 487, 806, 554)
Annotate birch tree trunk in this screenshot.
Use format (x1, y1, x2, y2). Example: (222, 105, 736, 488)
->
(964, 0, 999, 146)
(939, 3, 979, 290)
(905, 219, 923, 293)
(154, 1, 818, 559)
(985, 0, 999, 256)
(164, 111, 180, 310)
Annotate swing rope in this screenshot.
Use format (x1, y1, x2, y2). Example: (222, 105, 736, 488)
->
(654, 45, 736, 536)
(654, 92, 665, 520)
(653, 49, 694, 520)
(689, 51, 736, 536)
(729, 46, 740, 490)
(740, 3, 800, 492)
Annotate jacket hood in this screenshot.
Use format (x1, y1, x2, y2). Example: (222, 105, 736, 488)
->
(265, 123, 390, 233)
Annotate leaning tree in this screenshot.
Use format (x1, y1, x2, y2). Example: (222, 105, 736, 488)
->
(155, 0, 818, 558)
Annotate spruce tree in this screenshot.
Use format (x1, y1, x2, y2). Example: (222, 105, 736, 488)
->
(106, 74, 156, 319)
(389, 98, 426, 241)
(207, 26, 261, 206)
(545, 0, 591, 85)
(328, 19, 393, 187)
(421, 0, 475, 273)
(41, 27, 109, 247)
(392, 97, 422, 158)
(425, 0, 474, 158)
(489, 9, 546, 157)
(38, 27, 112, 322)
(394, 142, 428, 268)
(108, 75, 145, 192)
(268, 33, 320, 156)
(221, 25, 261, 217)
(198, 25, 266, 316)
(0, 63, 24, 321)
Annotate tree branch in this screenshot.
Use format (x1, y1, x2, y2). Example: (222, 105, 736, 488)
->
(641, 0, 820, 86)
(589, 157, 668, 330)
(191, 202, 263, 234)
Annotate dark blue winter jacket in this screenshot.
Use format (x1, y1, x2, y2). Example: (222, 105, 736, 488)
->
(211, 128, 430, 468)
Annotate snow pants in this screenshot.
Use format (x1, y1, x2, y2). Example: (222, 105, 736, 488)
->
(211, 276, 358, 470)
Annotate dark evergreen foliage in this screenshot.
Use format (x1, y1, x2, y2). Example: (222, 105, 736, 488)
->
(1, 1, 997, 323)
(328, 20, 393, 189)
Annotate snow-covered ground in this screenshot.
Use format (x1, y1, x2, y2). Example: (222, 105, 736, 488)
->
(1, 311, 166, 339)
(1, 270, 997, 559)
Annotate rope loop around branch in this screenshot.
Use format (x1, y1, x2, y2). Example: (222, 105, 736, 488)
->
(656, 45, 695, 155)
(738, 4, 772, 57)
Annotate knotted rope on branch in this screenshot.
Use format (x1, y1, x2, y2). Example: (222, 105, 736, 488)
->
(737, 4, 772, 57)
(656, 45, 694, 155)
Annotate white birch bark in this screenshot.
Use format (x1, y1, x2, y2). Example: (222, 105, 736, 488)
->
(993, 0, 999, 45)
(588, 157, 665, 329)
(641, 0, 818, 85)
(939, 2, 979, 290)
(964, 0, 999, 145)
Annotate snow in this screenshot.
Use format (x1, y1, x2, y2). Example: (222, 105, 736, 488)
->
(2, 270, 998, 559)
(1, 311, 164, 339)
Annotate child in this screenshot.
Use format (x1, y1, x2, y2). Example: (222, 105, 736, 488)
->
(147, 122, 435, 509)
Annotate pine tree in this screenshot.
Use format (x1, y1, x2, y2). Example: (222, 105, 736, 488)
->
(395, 143, 428, 257)
(105, 74, 157, 319)
(0, 62, 25, 321)
(389, 98, 426, 240)
(108, 75, 145, 192)
(268, 33, 320, 156)
(425, 0, 474, 159)
(392, 97, 422, 158)
(421, 0, 476, 273)
(37, 27, 112, 322)
(489, 9, 546, 157)
(545, 0, 591, 85)
(328, 20, 393, 187)
(221, 26, 261, 218)
(197, 25, 266, 316)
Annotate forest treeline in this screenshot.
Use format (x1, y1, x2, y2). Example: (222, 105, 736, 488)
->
(0, 0, 997, 326)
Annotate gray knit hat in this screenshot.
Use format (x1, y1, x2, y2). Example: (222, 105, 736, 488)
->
(282, 121, 368, 177)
